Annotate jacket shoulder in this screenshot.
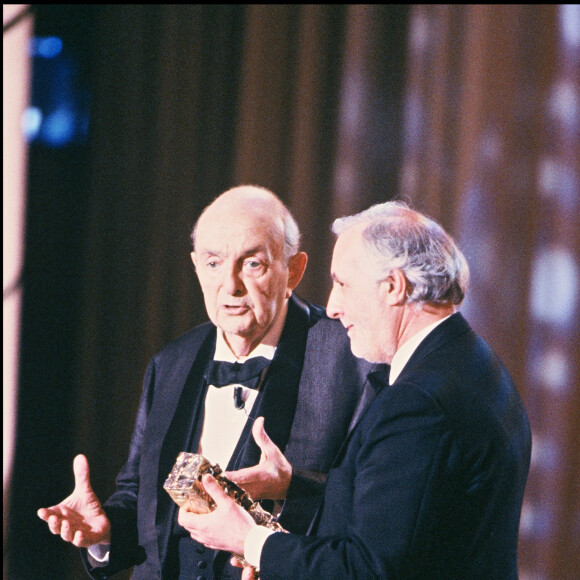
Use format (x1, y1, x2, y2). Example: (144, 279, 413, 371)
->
(152, 321, 214, 363)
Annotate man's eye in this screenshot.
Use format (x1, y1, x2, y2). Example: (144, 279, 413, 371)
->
(243, 260, 266, 275)
(207, 261, 219, 269)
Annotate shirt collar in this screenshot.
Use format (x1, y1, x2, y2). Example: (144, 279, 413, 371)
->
(389, 314, 452, 385)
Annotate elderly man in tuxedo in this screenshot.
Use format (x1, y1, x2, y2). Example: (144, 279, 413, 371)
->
(37, 185, 380, 579)
(179, 200, 532, 579)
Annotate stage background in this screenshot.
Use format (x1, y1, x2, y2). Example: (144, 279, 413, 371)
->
(4, 5, 579, 579)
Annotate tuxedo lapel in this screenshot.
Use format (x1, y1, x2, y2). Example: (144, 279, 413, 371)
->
(147, 326, 215, 454)
(304, 366, 389, 537)
(153, 326, 216, 568)
(347, 364, 389, 434)
(156, 326, 216, 469)
(227, 295, 311, 471)
(322, 366, 388, 471)
(139, 326, 215, 510)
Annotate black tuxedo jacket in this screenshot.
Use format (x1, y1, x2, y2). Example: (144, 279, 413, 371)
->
(83, 294, 378, 579)
(260, 312, 532, 579)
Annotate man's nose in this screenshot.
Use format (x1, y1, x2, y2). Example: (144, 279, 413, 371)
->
(326, 287, 341, 319)
(223, 265, 244, 296)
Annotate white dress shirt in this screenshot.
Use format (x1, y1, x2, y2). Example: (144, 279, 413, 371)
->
(198, 331, 275, 467)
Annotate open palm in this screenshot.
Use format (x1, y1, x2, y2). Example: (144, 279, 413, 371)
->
(37, 454, 111, 548)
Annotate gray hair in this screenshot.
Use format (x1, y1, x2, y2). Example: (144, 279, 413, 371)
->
(279, 209, 301, 262)
(190, 185, 301, 264)
(332, 201, 469, 305)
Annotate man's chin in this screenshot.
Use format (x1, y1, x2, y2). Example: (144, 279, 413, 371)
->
(348, 340, 366, 360)
(217, 315, 255, 338)
(349, 340, 378, 363)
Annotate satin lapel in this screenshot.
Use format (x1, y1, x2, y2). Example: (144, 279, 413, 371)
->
(153, 326, 216, 568)
(227, 295, 310, 471)
(330, 366, 389, 468)
(306, 365, 389, 537)
(347, 363, 389, 433)
(158, 329, 216, 476)
(139, 326, 214, 509)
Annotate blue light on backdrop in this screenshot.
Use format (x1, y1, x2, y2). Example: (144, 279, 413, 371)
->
(23, 35, 90, 148)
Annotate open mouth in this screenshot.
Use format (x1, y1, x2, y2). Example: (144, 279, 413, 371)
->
(223, 304, 249, 313)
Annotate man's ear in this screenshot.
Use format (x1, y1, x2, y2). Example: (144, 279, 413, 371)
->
(381, 268, 408, 306)
(287, 252, 308, 290)
(190, 252, 197, 270)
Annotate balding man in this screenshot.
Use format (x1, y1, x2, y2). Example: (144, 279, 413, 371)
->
(38, 185, 380, 579)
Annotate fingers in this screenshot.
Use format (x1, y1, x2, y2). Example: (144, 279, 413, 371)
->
(59, 518, 75, 543)
(47, 513, 63, 534)
(40, 511, 92, 547)
(72, 454, 92, 494)
(251, 416, 272, 451)
(201, 474, 229, 504)
(37, 508, 66, 530)
(230, 555, 257, 580)
(42, 512, 75, 542)
(223, 465, 254, 486)
(37, 507, 51, 522)
(37, 455, 109, 548)
(177, 506, 190, 528)
(37, 455, 90, 524)
(224, 417, 277, 483)
(242, 566, 258, 580)
(72, 529, 87, 548)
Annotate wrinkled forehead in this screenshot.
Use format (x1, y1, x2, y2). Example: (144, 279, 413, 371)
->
(195, 204, 285, 258)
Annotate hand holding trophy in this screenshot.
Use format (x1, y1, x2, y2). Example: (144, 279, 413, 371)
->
(164, 451, 286, 569)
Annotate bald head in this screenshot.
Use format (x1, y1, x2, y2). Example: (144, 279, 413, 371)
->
(191, 185, 301, 263)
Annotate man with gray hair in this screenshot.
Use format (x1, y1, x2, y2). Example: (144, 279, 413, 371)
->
(179, 200, 532, 579)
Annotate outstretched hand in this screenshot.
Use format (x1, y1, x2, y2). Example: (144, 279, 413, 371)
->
(37, 454, 111, 547)
(224, 416, 292, 500)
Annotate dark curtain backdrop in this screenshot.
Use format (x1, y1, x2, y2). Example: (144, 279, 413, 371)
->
(7, 5, 578, 580)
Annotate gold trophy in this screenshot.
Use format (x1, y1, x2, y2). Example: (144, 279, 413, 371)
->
(164, 451, 286, 568)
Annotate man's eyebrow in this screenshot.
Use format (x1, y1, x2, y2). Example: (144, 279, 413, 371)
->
(242, 246, 268, 256)
(199, 246, 269, 258)
(219, 243, 271, 260)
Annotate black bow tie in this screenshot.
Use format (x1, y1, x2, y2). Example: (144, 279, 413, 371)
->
(205, 356, 271, 390)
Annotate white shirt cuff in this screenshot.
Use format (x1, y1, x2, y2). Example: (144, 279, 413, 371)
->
(244, 526, 276, 569)
(87, 543, 110, 567)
